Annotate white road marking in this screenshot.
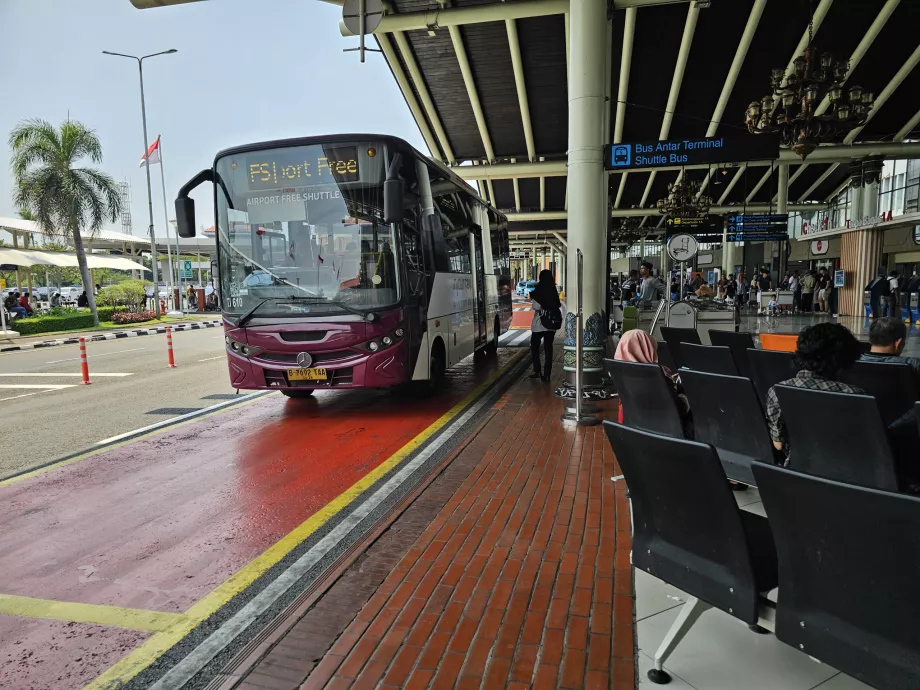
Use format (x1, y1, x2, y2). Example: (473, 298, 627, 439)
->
(0, 391, 54, 402)
(197, 355, 225, 362)
(0, 384, 76, 390)
(147, 367, 514, 690)
(93, 391, 268, 446)
(0, 373, 133, 378)
(46, 348, 146, 364)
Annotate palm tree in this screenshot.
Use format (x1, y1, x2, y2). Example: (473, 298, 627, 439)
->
(10, 119, 122, 326)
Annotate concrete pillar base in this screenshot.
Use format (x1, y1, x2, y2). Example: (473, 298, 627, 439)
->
(556, 309, 615, 399)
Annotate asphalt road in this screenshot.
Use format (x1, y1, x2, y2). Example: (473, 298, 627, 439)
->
(0, 327, 237, 476)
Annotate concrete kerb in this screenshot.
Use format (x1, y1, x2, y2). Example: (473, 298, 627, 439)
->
(0, 320, 222, 353)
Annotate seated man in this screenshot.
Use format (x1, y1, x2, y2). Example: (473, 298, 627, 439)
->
(765, 323, 864, 457)
(5, 292, 27, 319)
(18, 292, 34, 315)
(695, 280, 714, 298)
(859, 316, 920, 389)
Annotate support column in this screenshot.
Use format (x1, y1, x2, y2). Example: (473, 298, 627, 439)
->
(839, 159, 884, 317)
(562, 0, 608, 392)
(776, 163, 789, 283)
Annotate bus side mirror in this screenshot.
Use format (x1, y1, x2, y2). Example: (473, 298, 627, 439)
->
(176, 197, 196, 238)
(384, 179, 404, 224)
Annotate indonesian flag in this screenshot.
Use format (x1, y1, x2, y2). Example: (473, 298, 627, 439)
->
(139, 136, 161, 167)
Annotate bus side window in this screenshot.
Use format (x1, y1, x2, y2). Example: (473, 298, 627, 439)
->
(402, 214, 427, 295)
(444, 233, 472, 274)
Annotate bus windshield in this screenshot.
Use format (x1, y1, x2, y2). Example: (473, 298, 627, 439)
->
(215, 142, 400, 317)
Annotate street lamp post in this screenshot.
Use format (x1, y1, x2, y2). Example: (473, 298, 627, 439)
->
(102, 48, 177, 318)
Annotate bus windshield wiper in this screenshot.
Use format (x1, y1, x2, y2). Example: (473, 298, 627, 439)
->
(284, 295, 374, 321)
(236, 298, 271, 327)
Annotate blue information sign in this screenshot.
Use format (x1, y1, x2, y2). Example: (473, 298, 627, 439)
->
(726, 213, 789, 242)
(604, 134, 779, 171)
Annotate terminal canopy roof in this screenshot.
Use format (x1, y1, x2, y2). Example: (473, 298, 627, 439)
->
(358, 0, 920, 236)
(0, 247, 150, 272)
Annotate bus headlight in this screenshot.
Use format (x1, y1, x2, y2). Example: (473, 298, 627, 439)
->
(368, 341, 380, 352)
(226, 336, 263, 358)
(394, 328, 404, 337)
(382, 336, 393, 346)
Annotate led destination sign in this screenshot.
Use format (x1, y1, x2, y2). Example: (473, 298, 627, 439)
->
(604, 134, 779, 171)
(244, 146, 360, 191)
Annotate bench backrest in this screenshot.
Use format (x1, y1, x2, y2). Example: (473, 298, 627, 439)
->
(747, 348, 797, 404)
(660, 326, 702, 369)
(708, 330, 755, 378)
(605, 359, 685, 438)
(753, 462, 920, 689)
(680, 343, 739, 377)
(838, 360, 919, 427)
(680, 369, 777, 485)
(773, 386, 899, 491)
(604, 422, 766, 624)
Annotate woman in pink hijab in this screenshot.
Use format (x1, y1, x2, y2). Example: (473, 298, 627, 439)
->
(613, 330, 692, 436)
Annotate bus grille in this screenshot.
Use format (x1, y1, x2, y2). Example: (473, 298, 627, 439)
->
(279, 331, 327, 342)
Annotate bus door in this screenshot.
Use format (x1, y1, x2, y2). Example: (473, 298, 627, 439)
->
(471, 231, 486, 348)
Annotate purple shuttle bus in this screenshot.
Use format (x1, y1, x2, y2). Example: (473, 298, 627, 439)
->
(174, 135, 512, 397)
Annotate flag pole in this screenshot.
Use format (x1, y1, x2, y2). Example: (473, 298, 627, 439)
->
(156, 136, 175, 309)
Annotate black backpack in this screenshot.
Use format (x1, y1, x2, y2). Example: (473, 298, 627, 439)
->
(540, 305, 563, 330)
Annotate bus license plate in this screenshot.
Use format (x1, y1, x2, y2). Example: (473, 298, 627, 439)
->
(287, 368, 328, 382)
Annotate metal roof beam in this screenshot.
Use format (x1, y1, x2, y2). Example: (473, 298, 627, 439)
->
(844, 42, 920, 144)
(639, 3, 700, 209)
(376, 33, 441, 160)
(511, 158, 522, 211)
(612, 7, 636, 208)
(815, 0, 899, 117)
(506, 19, 536, 162)
(798, 163, 839, 201)
(339, 0, 691, 36)
(392, 31, 456, 164)
(448, 26, 495, 162)
(895, 109, 920, 142)
(717, 164, 746, 205)
(791, 1, 897, 186)
(695, 0, 766, 197)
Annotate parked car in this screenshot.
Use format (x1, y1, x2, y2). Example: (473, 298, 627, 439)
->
(515, 280, 528, 296)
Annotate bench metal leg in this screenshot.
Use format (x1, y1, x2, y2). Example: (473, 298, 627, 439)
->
(648, 596, 712, 684)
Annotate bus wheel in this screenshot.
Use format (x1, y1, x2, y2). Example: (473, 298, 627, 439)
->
(281, 389, 314, 398)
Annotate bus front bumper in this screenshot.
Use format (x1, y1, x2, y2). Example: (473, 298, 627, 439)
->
(225, 339, 409, 391)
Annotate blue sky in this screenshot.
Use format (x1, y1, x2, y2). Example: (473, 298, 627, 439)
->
(0, 0, 426, 237)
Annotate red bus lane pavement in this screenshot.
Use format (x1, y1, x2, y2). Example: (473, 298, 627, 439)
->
(0, 349, 526, 690)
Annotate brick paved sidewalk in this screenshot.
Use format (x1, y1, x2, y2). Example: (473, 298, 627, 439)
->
(232, 371, 635, 690)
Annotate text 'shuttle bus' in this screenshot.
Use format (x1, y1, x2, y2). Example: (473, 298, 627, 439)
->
(175, 135, 512, 397)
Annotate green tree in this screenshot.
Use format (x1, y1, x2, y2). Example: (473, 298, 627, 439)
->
(10, 119, 123, 326)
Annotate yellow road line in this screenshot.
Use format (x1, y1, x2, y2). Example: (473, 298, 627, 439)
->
(0, 393, 271, 489)
(0, 594, 186, 633)
(85, 353, 523, 690)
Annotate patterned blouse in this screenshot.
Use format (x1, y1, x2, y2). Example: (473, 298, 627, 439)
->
(765, 370, 864, 455)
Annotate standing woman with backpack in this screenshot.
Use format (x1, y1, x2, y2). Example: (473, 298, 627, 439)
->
(529, 269, 563, 381)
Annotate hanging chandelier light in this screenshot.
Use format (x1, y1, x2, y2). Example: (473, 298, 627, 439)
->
(655, 177, 712, 217)
(610, 217, 646, 246)
(744, 4, 874, 159)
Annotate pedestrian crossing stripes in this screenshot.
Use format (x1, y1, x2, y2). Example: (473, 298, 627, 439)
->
(498, 329, 532, 347)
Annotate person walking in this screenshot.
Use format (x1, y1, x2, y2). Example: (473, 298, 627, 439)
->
(529, 269, 563, 382)
(789, 271, 801, 312)
(888, 270, 901, 318)
(800, 270, 816, 313)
